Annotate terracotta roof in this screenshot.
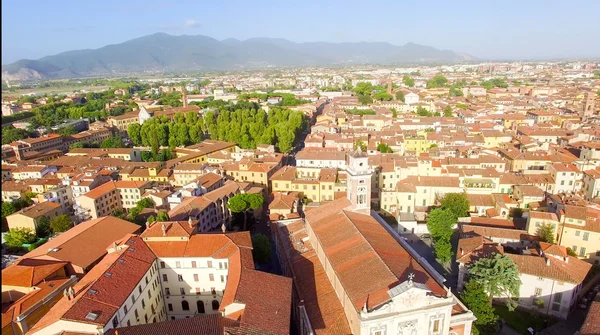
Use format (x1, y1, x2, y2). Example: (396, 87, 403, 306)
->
(22, 216, 140, 270)
(80, 181, 116, 200)
(1, 258, 67, 287)
(460, 224, 539, 242)
(305, 198, 446, 313)
(104, 313, 240, 335)
(29, 235, 155, 333)
(141, 220, 197, 238)
(506, 253, 591, 284)
(9, 201, 60, 219)
(272, 219, 352, 335)
(580, 292, 600, 335)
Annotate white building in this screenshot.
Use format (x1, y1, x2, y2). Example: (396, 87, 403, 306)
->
(456, 238, 591, 320)
(405, 92, 420, 105)
(28, 235, 167, 334)
(295, 149, 346, 169)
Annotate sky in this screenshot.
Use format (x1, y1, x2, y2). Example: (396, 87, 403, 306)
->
(2, 0, 600, 64)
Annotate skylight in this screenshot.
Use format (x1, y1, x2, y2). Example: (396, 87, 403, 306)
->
(85, 312, 99, 321)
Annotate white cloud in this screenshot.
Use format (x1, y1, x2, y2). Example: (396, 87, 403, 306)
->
(184, 19, 201, 28)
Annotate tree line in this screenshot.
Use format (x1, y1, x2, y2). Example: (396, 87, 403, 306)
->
(127, 104, 305, 154)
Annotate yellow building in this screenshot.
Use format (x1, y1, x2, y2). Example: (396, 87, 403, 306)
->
(119, 164, 171, 183)
(403, 130, 430, 155)
(107, 111, 139, 131)
(5, 202, 63, 232)
(171, 140, 237, 164)
(270, 166, 346, 202)
(76, 182, 121, 220)
(2, 260, 76, 335)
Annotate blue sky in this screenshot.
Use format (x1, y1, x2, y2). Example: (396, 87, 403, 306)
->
(2, 0, 599, 64)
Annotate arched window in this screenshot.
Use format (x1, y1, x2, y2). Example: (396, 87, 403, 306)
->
(197, 300, 205, 313)
(182, 300, 189, 311)
(212, 300, 219, 311)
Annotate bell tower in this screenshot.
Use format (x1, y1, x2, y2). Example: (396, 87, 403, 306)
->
(346, 147, 372, 213)
(584, 92, 595, 117)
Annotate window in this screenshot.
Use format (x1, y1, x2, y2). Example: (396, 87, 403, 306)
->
(162, 274, 168, 282)
(193, 274, 199, 282)
(209, 274, 214, 281)
(168, 303, 173, 311)
(178, 274, 183, 282)
(141, 299, 145, 308)
(180, 288, 185, 295)
(583, 232, 589, 241)
(196, 288, 201, 295)
(220, 275, 225, 283)
(134, 310, 139, 319)
(575, 230, 581, 236)
(123, 305, 128, 314)
(534, 288, 542, 296)
(138, 286, 142, 294)
(573, 246, 578, 252)
(408, 195, 412, 200)
(207, 261, 212, 268)
(131, 296, 135, 305)
(580, 247, 587, 257)
(224, 262, 228, 269)
(112, 316, 119, 328)
(182, 300, 190, 311)
(432, 319, 441, 334)
(537, 276, 544, 281)
(197, 300, 205, 313)
(211, 288, 216, 295)
(191, 261, 197, 268)
(552, 292, 562, 311)
(176, 261, 181, 268)
(165, 288, 170, 295)
(212, 300, 220, 310)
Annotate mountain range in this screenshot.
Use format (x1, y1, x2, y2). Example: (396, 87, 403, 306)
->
(2, 33, 477, 81)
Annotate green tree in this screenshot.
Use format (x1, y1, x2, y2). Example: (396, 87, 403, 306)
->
(426, 74, 448, 89)
(136, 198, 155, 209)
(536, 223, 555, 244)
(2, 202, 17, 218)
(461, 280, 499, 335)
(443, 105, 453, 117)
(373, 92, 393, 101)
(416, 106, 433, 116)
(50, 214, 73, 233)
(5, 228, 37, 248)
(468, 253, 521, 311)
(147, 215, 156, 224)
(594, 70, 600, 78)
(251, 233, 272, 264)
(566, 247, 578, 256)
(376, 143, 393, 153)
(391, 108, 398, 118)
(56, 125, 77, 136)
(70, 142, 85, 149)
(2, 126, 30, 145)
(395, 91, 405, 102)
(354, 140, 367, 152)
(426, 208, 455, 264)
(357, 95, 372, 105)
(36, 216, 51, 238)
(227, 193, 264, 231)
(127, 123, 142, 146)
(402, 75, 415, 87)
(156, 210, 170, 221)
(440, 193, 470, 220)
(101, 135, 125, 148)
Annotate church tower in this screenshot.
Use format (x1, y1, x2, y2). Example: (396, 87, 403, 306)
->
(346, 147, 372, 213)
(182, 87, 188, 108)
(584, 92, 595, 117)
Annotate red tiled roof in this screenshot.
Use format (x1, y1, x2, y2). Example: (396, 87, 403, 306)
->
(580, 292, 600, 335)
(1, 258, 67, 287)
(305, 198, 446, 312)
(22, 216, 140, 270)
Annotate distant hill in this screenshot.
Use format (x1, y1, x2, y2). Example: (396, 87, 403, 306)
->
(2, 33, 477, 81)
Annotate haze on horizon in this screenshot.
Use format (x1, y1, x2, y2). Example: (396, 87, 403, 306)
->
(2, 0, 599, 65)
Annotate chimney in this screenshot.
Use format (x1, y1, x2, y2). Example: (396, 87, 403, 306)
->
(545, 257, 551, 266)
(146, 221, 150, 229)
(221, 223, 226, 233)
(188, 216, 193, 229)
(161, 223, 167, 236)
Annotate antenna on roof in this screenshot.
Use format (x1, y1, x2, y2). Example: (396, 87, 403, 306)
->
(161, 222, 167, 236)
(407, 272, 415, 284)
(221, 223, 226, 233)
